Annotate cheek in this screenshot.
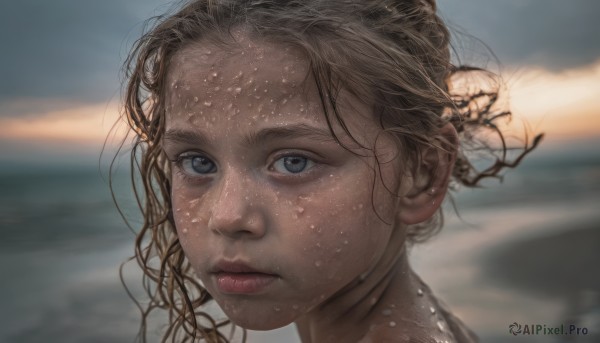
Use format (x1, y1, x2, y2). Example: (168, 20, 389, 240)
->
(171, 187, 211, 266)
(289, 170, 395, 294)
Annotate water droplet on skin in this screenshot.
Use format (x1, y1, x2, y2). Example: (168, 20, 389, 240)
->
(430, 306, 436, 314)
(316, 243, 321, 248)
(315, 261, 322, 268)
(436, 320, 445, 332)
(194, 97, 199, 102)
(358, 203, 363, 209)
(284, 66, 290, 72)
(274, 306, 281, 312)
(214, 86, 220, 91)
(382, 309, 392, 316)
(343, 240, 349, 245)
(310, 225, 315, 229)
(297, 207, 305, 214)
(176, 208, 181, 212)
(174, 84, 178, 89)
(191, 218, 199, 223)
(417, 288, 424, 296)
(370, 297, 377, 306)
(204, 101, 212, 107)
(335, 247, 342, 253)
(212, 72, 218, 78)
(389, 321, 396, 328)
(253, 67, 258, 71)
(185, 212, 190, 217)
(235, 87, 242, 94)
(182, 228, 188, 234)
(281, 98, 288, 105)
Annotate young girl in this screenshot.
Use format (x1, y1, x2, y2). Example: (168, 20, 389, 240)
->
(119, 0, 541, 342)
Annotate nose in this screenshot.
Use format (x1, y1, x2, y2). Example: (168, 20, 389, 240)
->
(207, 171, 267, 239)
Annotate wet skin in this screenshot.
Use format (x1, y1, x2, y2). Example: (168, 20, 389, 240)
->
(163, 29, 457, 342)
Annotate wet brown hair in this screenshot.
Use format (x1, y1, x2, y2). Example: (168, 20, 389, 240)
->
(115, 0, 542, 341)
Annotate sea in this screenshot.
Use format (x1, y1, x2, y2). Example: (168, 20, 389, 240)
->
(1, 137, 599, 343)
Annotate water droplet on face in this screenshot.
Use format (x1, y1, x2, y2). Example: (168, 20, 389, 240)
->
(214, 86, 220, 91)
(358, 203, 363, 209)
(430, 306, 436, 315)
(417, 288, 424, 296)
(436, 320, 445, 332)
(389, 321, 396, 328)
(193, 96, 199, 102)
(297, 207, 305, 214)
(281, 98, 288, 105)
(204, 101, 212, 107)
(335, 247, 342, 253)
(234, 87, 242, 95)
(343, 240, 349, 245)
(191, 218, 199, 223)
(212, 72, 218, 78)
(382, 309, 392, 316)
(315, 261, 322, 268)
(310, 224, 315, 229)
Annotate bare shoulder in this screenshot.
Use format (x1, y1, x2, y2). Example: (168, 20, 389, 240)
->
(357, 323, 436, 343)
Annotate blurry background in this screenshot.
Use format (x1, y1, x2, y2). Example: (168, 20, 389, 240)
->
(1, 0, 598, 342)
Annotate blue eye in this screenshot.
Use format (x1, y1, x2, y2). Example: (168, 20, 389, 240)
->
(272, 156, 315, 174)
(180, 155, 217, 174)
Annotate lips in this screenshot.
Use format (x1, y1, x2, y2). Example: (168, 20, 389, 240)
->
(210, 260, 278, 294)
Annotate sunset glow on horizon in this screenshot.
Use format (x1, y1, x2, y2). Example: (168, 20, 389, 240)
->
(1, 60, 599, 152)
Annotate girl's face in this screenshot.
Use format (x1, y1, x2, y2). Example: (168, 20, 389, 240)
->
(163, 33, 406, 330)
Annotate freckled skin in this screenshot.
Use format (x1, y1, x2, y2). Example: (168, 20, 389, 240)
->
(164, 29, 456, 342)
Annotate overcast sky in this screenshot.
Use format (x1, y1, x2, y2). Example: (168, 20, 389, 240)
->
(0, 0, 598, 118)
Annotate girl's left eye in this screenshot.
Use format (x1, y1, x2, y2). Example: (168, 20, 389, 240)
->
(270, 155, 316, 174)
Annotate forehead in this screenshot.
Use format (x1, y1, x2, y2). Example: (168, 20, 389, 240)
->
(167, 30, 310, 95)
(164, 29, 380, 150)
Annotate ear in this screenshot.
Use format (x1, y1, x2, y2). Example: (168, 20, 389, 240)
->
(397, 123, 458, 225)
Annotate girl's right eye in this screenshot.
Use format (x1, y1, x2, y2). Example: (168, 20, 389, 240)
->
(177, 154, 217, 175)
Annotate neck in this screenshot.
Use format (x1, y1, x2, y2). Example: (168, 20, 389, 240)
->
(294, 226, 425, 342)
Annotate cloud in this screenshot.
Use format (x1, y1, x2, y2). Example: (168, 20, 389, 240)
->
(0, 0, 169, 116)
(438, 0, 600, 70)
(0, 0, 597, 120)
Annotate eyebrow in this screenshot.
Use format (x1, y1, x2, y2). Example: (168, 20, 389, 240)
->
(163, 123, 337, 148)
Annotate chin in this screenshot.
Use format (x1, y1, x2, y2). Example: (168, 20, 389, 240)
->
(222, 306, 296, 331)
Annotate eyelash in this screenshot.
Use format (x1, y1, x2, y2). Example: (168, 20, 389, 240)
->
(171, 151, 320, 182)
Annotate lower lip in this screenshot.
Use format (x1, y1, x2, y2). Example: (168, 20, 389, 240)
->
(214, 273, 278, 294)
